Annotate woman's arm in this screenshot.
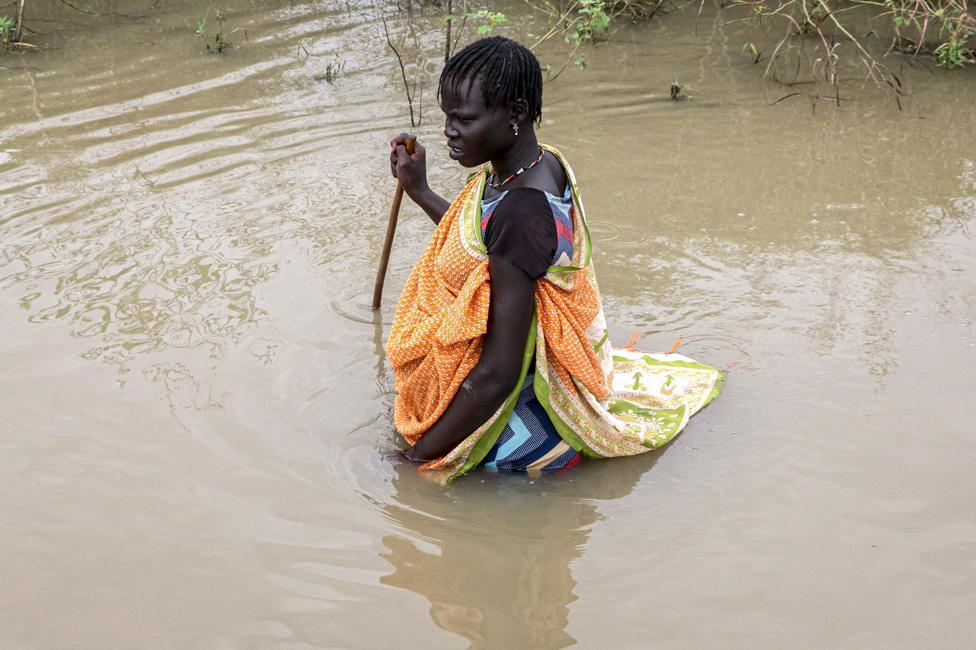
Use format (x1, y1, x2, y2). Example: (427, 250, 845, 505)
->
(405, 253, 537, 461)
(406, 186, 451, 226)
(390, 133, 451, 225)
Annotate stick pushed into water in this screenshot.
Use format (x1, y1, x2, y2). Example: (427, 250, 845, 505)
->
(372, 136, 416, 311)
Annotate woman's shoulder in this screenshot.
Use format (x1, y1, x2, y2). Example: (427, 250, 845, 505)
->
(518, 153, 566, 196)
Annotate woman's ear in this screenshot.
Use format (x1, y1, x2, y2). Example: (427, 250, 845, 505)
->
(510, 98, 529, 126)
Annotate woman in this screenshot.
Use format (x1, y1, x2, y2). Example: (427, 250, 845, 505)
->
(387, 37, 722, 480)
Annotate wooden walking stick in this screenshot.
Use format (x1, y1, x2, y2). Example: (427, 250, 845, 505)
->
(372, 136, 416, 311)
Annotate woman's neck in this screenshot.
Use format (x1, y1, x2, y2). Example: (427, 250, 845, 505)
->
(490, 130, 539, 180)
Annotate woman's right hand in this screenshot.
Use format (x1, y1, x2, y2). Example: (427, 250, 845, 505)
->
(389, 132, 428, 197)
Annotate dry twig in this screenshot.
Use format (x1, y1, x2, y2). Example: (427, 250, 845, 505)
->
(377, 2, 422, 127)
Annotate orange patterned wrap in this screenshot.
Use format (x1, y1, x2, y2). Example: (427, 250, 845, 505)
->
(385, 176, 491, 444)
(535, 277, 609, 401)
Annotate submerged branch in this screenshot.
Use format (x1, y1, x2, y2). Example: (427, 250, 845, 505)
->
(769, 91, 801, 104)
(56, 0, 145, 19)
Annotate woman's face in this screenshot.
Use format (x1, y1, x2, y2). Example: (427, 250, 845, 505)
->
(440, 77, 515, 168)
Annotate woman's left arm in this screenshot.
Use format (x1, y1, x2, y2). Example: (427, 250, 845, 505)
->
(405, 254, 537, 461)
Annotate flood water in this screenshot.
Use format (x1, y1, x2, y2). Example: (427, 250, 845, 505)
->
(2, 0, 976, 647)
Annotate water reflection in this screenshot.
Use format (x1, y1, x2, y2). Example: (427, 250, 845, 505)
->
(380, 455, 655, 648)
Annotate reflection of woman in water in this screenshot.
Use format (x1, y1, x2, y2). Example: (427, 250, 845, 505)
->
(386, 37, 722, 480)
(380, 454, 653, 647)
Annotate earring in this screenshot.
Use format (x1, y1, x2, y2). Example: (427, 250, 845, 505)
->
(512, 123, 519, 137)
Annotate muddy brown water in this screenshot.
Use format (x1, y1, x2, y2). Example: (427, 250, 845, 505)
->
(2, 1, 976, 647)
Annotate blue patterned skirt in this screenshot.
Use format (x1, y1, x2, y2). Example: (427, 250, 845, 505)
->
(479, 374, 581, 474)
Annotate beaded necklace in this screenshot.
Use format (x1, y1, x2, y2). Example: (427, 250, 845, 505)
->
(488, 148, 545, 190)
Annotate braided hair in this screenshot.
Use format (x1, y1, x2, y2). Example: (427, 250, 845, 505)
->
(439, 37, 543, 125)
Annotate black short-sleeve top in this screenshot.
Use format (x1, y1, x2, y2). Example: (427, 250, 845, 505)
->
(480, 184, 575, 280)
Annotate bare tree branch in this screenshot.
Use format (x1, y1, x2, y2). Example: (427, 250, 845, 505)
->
(15, 0, 26, 41)
(377, 2, 418, 127)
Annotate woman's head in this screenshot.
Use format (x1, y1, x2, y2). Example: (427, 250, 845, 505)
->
(439, 36, 543, 126)
(438, 37, 543, 167)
